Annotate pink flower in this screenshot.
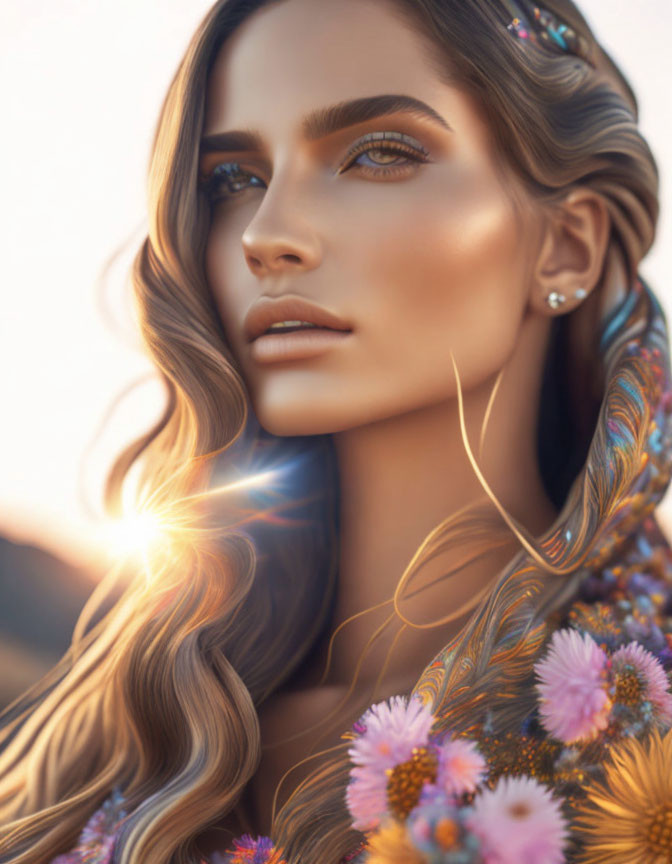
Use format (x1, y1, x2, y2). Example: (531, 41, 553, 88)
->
(534, 628, 611, 743)
(346, 695, 435, 830)
(345, 766, 391, 832)
(348, 695, 436, 770)
(611, 641, 672, 724)
(468, 775, 568, 864)
(436, 737, 487, 796)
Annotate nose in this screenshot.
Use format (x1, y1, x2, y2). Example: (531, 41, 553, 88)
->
(241, 175, 322, 277)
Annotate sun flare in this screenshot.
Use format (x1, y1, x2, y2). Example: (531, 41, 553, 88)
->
(101, 467, 280, 568)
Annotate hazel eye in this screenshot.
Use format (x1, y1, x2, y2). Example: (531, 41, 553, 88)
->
(199, 131, 431, 202)
(339, 131, 431, 176)
(345, 142, 427, 173)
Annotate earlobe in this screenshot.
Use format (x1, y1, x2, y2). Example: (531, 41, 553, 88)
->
(544, 286, 588, 310)
(531, 188, 610, 316)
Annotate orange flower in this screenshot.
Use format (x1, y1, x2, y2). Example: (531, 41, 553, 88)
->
(575, 727, 672, 863)
(365, 820, 427, 864)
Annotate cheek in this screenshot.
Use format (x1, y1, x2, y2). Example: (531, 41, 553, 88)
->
(204, 215, 248, 348)
(354, 169, 527, 393)
(199, 166, 531, 435)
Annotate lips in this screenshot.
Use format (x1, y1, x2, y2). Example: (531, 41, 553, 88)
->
(244, 296, 352, 343)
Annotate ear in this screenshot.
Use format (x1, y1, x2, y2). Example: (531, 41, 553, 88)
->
(529, 188, 610, 316)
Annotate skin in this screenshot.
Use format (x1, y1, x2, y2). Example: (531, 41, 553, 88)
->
(199, 0, 610, 842)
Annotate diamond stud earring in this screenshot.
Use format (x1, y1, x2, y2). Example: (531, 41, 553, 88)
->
(546, 291, 566, 310)
(575, 288, 587, 300)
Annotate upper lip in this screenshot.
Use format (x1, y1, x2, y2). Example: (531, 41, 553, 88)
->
(244, 295, 353, 342)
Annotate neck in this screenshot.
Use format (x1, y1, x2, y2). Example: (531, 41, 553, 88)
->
(326, 311, 558, 695)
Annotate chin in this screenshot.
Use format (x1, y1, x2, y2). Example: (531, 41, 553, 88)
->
(251, 396, 371, 438)
(253, 407, 349, 437)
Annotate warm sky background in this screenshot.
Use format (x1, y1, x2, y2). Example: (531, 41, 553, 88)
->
(1, 0, 672, 574)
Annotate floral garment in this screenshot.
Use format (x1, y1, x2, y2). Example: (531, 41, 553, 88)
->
(338, 511, 672, 863)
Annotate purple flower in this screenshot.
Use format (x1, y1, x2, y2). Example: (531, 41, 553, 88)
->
(346, 695, 435, 830)
(623, 616, 667, 653)
(436, 737, 487, 797)
(534, 629, 612, 743)
(468, 776, 568, 864)
(50, 791, 127, 864)
(218, 835, 284, 864)
(610, 641, 672, 726)
(348, 695, 435, 770)
(627, 570, 663, 597)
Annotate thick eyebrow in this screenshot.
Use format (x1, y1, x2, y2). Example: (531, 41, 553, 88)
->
(199, 94, 452, 154)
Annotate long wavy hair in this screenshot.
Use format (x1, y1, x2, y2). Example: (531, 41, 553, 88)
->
(0, 1, 663, 862)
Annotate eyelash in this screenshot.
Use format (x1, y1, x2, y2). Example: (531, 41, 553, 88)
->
(199, 134, 431, 202)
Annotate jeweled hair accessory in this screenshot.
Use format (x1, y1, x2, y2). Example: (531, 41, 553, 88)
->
(502, 0, 593, 66)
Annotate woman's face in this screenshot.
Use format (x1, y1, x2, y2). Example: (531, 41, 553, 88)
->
(202, 0, 541, 435)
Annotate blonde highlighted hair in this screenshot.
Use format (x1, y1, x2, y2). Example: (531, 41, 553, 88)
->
(0, 1, 663, 862)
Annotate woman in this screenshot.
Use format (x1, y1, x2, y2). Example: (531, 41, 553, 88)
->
(1, 0, 670, 861)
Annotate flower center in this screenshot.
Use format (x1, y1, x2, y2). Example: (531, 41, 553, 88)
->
(509, 802, 533, 819)
(614, 667, 643, 706)
(646, 804, 672, 855)
(386, 746, 438, 820)
(434, 817, 459, 850)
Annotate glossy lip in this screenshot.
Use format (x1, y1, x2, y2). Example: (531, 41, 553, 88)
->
(243, 295, 353, 343)
(250, 327, 353, 364)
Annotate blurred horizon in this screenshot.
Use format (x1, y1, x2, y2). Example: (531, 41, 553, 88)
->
(1, 0, 672, 574)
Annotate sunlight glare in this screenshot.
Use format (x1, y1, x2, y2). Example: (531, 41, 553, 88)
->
(105, 509, 166, 562)
(103, 467, 280, 565)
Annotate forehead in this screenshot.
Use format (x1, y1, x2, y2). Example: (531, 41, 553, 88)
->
(203, 0, 479, 142)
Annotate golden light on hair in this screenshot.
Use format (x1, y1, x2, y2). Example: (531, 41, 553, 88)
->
(102, 468, 280, 579)
(106, 509, 161, 559)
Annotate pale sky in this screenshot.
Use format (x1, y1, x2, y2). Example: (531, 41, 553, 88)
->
(1, 0, 671, 573)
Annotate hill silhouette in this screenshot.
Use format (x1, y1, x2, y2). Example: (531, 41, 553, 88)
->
(0, 536, 112, 709)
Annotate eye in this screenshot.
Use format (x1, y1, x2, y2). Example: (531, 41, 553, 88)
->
(338, 131, 431, 177)
(198, 131, 431, 203)
(199, 162, 266, 203)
